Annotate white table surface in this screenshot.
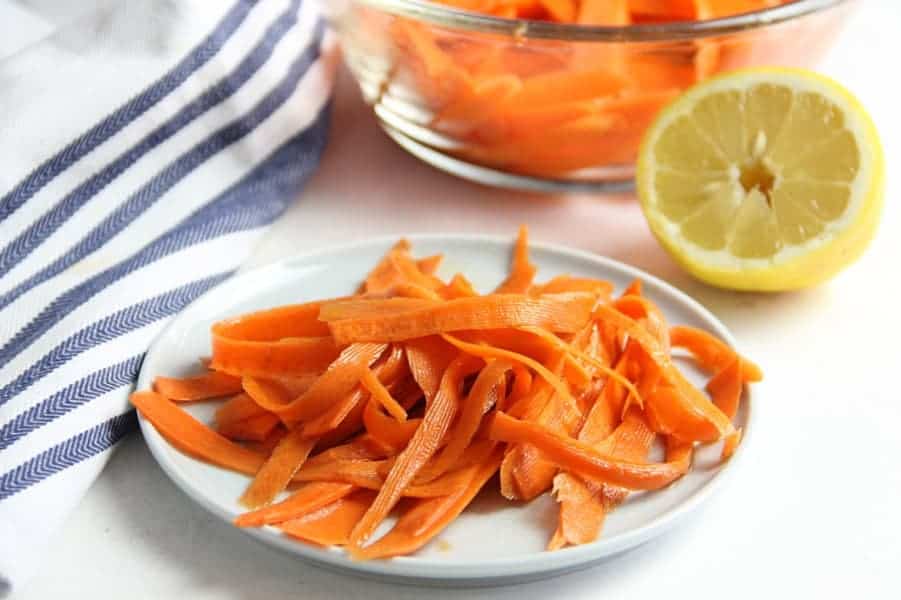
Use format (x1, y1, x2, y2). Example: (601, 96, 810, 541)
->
(15, 2, 901, 598)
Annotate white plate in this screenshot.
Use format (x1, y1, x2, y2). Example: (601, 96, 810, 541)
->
(136, 234, 753, 586)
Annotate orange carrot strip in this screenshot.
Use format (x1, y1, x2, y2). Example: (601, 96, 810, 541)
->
(301, 388, 366, 438)
(670, 325, 763, 382)
(212, 301, 332, 340)
(390, 250, 447, 291)
(578, 0, 630, 24)
(210, 335, 339, 379)
(234, 481, 355, 527)
(304, 435, 393, 470)
(621, 279, 643, 297)
(293, 458, 390, 486)
(214, 393, 269, 428)
(319, 298, 437, 321)
(350, 448, 503, 559)
(644, 384, 717, 441)
(441, 273, 479, 299)
(628, 0, 698, 20)
(441, 333, 576, 409)
(457, 328, 558, 363)
(217, 412, 280, 442)
(540, 0, 577, 21)
(507, 320, 595, 500)
(416, 254, 444, 275)
(279, 490, 377, 546)
(210, 301, 339, 378)
(405, 336, 459, 402)
(614, 294, 670, 348)
(706, 357, 743, 419)
(363, 396, 423, 451)
(360, 367, 407, 422)
(721, 428, 743, 460)
(329, 293, 596, 345)
(362, 239, 412, 293)
(244, 426, 288, 455)
(531, 275, 615, 297)
(549, 410, 656, 549)
(265, 343, 388, 426)
(241, 376, 296, 413)
(489, 412, 690, 490)
(417, 359, 512, 482)
(239, 430, 317, 509)
(130, 391, 264, 475)
(349, 356, 481, 548)
(507, 363, 533, 409)
(518, 325, 642, 405)
(547, 473, 604, 551)
(595, 305, 734, 441)
(293, 456, 474, 499)
(495, 225, 537, 294)
(153, 371, 243, 402)
(315, 397, 371, 450)
(498, 323, 593, 500)
(665, 435, 694, 465)
(302, 346, 408, 438)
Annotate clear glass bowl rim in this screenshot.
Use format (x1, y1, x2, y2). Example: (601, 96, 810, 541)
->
(344, 0, 851, 41)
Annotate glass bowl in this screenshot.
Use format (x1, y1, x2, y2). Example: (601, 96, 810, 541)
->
(324, 0, 857, 192)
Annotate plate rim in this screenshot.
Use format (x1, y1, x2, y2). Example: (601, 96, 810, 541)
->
(136, 233, 755, 582)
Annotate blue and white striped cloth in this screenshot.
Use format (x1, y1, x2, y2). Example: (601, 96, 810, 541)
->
(0, 0, 335, 591)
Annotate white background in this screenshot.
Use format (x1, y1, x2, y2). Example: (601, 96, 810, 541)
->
(14, 1, 901, 598)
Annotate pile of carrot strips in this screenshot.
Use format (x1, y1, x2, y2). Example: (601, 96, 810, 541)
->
(131, 225, 760, 558)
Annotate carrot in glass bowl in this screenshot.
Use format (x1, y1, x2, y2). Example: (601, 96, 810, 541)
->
(325, 0, 856, 189)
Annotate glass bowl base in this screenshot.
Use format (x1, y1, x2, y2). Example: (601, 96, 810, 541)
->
(380, 123, 637, 194)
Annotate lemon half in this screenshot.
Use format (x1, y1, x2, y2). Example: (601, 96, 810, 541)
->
(636, 67, 884, 291)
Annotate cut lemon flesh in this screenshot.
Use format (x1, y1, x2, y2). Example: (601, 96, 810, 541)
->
(637, 67, 884, 291)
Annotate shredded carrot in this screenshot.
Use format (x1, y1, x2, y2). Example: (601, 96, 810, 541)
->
(350, 449, 503, 559)
(416, 254, 444, 275)
(405, 336, 459, 402)
(490, 412, 689, 490)
(301, 389, 366, 438)
(495, 225, 537, 293)
(442, 332, 578, 412)
(549, 409, 655, 549)
(329, 292, 597, 345)
(234, 481, 356, 528)
(239, 431, 317, 509)
(154, 371, 242, 401)
(594, 304, 735, 441)
(214, 393, 269, 429)
(319, 298, 437, 321)
(670, 325, 763, 382)
(131, 228, 758, 559)
(531, 275, 614, 297)
(217, 412, 280, 442)
(131, 391, 264, 475)
(280, 490, 377, 547)
(518, 325, 642, 407)
(721, 428, 743, 460)
(361, 239, 412, 294)
(264, 343, 387, 427)
(707, 357, 743, 419)
(349, 356, 481, 548)
(417, 359, 512, 483)
(441, 273, 478, 299)
(363, 397, 422, 451)
(360, 367, 407, 422)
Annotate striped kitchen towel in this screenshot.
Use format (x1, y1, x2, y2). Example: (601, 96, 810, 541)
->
(0, 0, 336, 592)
